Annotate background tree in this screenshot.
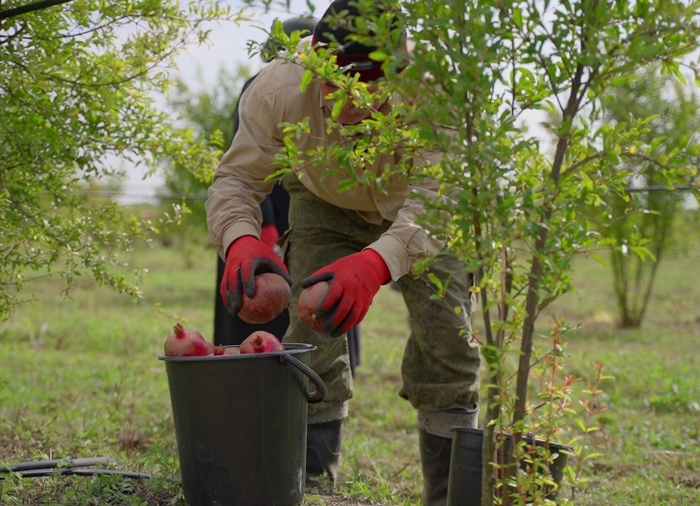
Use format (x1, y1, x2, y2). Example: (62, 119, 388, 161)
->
(599, 68, 700, 328)
(264, 0, 700, 503)
(163, 63, 252, 250)
(0, 0, 238, 319)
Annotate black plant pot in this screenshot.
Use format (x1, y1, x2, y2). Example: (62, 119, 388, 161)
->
(446, 427, 569, 506)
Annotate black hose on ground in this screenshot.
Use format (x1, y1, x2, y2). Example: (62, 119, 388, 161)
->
(0, 457, 151, 480)
(8, 468, 152, 479)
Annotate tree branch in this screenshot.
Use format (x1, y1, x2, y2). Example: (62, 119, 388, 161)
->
(0, 0, 76, 21)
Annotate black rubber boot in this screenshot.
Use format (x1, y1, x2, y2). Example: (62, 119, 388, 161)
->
(305, 419, 343, 494)
(419, 429, 453, 506)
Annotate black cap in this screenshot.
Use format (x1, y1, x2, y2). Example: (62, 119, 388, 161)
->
(311, 0, 405, 82)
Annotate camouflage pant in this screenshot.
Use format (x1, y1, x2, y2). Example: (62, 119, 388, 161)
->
(281, 176, 481, 423)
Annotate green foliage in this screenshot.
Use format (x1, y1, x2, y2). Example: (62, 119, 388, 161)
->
(597, 68, 700, 327)
(164, 64, 252, 236)
(262, 0, 700, 503)
(0, 0, 237, 320)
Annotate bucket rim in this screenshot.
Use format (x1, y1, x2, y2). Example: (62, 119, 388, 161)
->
(158, 342, 317, 362)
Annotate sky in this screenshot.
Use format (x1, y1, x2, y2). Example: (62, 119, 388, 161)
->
(118, 0, 332, 203)
(176, 1, 332, 92)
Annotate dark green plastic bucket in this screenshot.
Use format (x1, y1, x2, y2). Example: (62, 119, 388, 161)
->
(159, 343, 327, 506)
(446, 427, 569, 506)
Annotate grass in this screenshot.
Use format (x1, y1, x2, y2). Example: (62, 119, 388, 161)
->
(1, 240, 699, 505)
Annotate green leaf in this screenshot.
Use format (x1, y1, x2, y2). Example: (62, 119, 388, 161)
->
(427, 273, 443, 293)
(513, 8, 523, 28)
(265, 168, 292, 180)
(590, 252, 608, 266)
(331, 98, 345, 120)
(369, 51, 388, 62)
(672, 66, 687, 86)
(610, 74, 633, 86)
(300, 70, 314, 92)
(337, 179, 358, 192)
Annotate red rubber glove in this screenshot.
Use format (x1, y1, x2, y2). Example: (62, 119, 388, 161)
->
(301, 249, 390, 337)
(260, 224, 280, 249)
(220, 235, 292, 316)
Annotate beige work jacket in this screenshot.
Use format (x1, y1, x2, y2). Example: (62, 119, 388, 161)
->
(205, 44, 448, 281)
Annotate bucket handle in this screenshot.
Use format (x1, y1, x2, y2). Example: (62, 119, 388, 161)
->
(280, 354, 328, 403)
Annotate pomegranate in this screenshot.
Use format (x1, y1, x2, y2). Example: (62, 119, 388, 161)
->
(238, 273, 291, 324)
(297, 281, 331, 333)
(164, 323, 211, 357)
(239, 331, 285, 354)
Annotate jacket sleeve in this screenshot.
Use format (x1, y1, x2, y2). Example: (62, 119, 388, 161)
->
(206, 84, 282, 259)
(366, 150, 452, 281)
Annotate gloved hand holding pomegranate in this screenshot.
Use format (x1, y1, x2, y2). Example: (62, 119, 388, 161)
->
(300, 249, 390, 337)
(221, 235, 293, 318)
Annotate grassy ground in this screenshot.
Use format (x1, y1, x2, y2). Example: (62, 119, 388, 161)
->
(1, 240, 699, 505)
